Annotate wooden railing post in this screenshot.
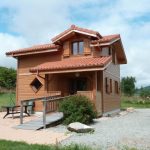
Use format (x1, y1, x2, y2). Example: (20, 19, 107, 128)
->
(43, 98, 47, 129)
(20, 101, 24, 124)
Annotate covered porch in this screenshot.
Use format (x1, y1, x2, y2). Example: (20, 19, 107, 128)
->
(29, 56, 111, 115)
(43, 70, 103, 116)
(19, 70, 103, 130)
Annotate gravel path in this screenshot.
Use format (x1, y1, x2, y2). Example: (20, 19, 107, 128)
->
(49, 109, 150, 150)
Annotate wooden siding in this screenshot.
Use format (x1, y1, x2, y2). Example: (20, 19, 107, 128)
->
(18, 52, 62, 74)
(17, 74, 46, 111)
(84, 38, 91, 55)
(17, 52, 63, 111)
(63, 41, 70, 57)
(102, 62, 120, 113)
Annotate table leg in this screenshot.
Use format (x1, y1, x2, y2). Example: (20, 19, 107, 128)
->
(3, 108, 10, 119)
(24, 106, 30, 116)
(12, 108, 14, 119)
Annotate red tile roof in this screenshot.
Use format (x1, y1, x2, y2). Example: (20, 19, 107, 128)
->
(91, 34, 120, 44)
(51, 25, 102, 42)
(6, 44, 59, 56)
(30, 56, 111, 73)
(6, 26, 120, 57)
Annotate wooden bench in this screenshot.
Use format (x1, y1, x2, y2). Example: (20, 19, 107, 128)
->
(2, 105, 33, 119)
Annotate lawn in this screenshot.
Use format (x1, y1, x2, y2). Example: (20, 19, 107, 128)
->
(0, 93, 150, 111)
(0, 140, 138, 150)
(0, 92, 15, 111)
(0, 140, 91, 150)
(121, 96, 150, 109)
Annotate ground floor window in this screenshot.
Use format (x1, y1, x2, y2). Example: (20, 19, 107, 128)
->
(110, 79, 112, 93)
(70, 77, 87, 94)
(30, 77, 42, 93)
(105, 77, 109, 94)
(115, 81, 119, 94)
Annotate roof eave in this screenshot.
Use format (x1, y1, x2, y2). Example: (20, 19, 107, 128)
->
(29, 57, 112, 74)
(30, 65, 106, 74)
(6, 48, 58, 57)
(90, 38, 120, 47)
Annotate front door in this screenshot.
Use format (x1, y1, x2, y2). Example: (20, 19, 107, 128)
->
(70, 77, 87, 94)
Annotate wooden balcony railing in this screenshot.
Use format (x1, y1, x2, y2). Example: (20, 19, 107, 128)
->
(20, 94, 70, 129)
(46, 91, 61, 97)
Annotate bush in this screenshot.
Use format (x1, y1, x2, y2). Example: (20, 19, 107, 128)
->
(59, 95, 97, 125)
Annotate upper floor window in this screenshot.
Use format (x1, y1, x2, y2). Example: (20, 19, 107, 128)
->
(101, 47, 112, 56)
(72, 41, 84, 55)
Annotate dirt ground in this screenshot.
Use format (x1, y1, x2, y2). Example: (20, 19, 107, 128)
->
(0, 112, 69, 145)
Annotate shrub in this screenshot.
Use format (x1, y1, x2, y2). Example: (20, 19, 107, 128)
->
(59, 95, 97, 125)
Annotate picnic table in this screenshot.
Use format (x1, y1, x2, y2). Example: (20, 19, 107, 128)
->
(2, 105, 33, 119)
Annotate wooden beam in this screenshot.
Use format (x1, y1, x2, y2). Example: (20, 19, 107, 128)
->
(43, 98, 47, 129)
(20, 101, 24, 124)
(93, 71, 97, 105)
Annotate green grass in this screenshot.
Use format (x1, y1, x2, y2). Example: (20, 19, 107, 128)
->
(1, 93, 150, 111)
(0, 140, 138, 150)
(121, 96, 150, 109)
(0, 140, 92, 150)
(0, 92, 16, 111)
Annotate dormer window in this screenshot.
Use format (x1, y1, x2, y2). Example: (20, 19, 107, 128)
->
(101, 47, 109, 56)
(72, 41, 84, 55)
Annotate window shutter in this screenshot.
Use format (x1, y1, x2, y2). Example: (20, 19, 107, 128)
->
(84, 39, 91, 55)
(63, 41, 70, 57)
(105, 77, 110, 94)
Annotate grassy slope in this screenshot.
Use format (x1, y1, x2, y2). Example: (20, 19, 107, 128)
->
(121, 96, 150, 109)
(0, 93, 15, 111)
(0, 140, 91, 150)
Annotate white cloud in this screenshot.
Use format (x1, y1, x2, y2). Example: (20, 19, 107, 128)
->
(0, 33, 27, 68)
(0, 0, 149, 87)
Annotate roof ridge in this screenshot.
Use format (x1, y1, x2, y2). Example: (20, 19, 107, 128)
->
(51, 25, 102, 42)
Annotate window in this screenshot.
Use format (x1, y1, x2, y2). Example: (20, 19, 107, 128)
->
(72, 41, 84, 55)
(114, 81, 119, 94)
(112, 46, 117, 64)
(30, 78, 42, 93)
(108, 47, 112, 55)
(105, 77, 109, 94)
(101, 47, 109, 56)
(110, 79, 112, 93)
(70, 78, 87, 94)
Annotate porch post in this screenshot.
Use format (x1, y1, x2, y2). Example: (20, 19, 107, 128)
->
(20, 101, 23, 124)
(93, 71, 97, 109)
(43, 98, 47, 129)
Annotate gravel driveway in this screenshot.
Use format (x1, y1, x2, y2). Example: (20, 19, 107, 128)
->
(49, 109, 150, 150)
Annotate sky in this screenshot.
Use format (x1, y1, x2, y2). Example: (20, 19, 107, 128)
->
(0, 0, 150, 87)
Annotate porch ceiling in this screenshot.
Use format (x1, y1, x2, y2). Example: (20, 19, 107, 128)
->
(29, 56, 111, 74)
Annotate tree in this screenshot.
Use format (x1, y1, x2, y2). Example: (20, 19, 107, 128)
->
(0, 67, 16, 89)
(121, 76, 136, 96)
(140, 86, 150, 99)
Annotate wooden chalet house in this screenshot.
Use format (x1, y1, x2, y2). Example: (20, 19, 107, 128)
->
(6, 25, 127, 116)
